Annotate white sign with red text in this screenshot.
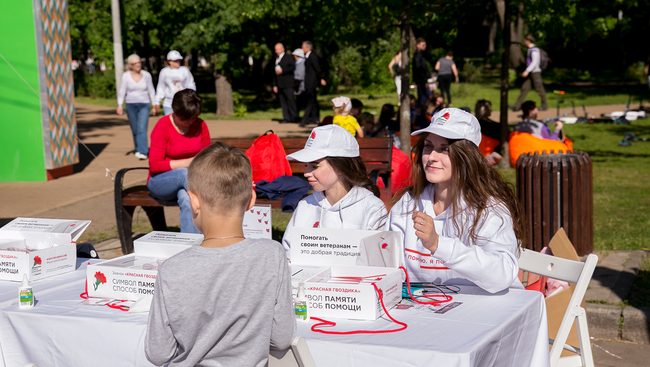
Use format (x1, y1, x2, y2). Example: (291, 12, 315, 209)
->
(0, 238, 76, 282)
(304, 265, 402, 320)
(86, 231, 196, 301)
(243, 204, 272, 239)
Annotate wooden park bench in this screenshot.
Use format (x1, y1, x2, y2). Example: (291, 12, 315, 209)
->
(114, 137, 393, 254)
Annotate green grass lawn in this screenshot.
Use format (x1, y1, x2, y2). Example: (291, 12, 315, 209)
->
(496, 120, 650, 251)
(565, 120, 650, 251)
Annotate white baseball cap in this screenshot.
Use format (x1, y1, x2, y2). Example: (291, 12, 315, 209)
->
(286, 125, 359, 162)
(292, 48, 305, 58)
(167, 50, 183, 61)
(411, 108, 482, 147)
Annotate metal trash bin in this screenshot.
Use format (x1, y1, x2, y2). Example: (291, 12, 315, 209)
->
(516, 151, 593, 255)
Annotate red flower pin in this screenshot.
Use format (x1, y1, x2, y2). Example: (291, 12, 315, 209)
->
(33, 256, 42, 267)
(266, 229, 270, 232)
(257, 211, 260, 215)
(381, 243, 390, 252)
(443, 112, 450, 119)
(258, 219, 262, 223)
(93, 271, 107, 291)
(264, 220, 268, 224)
(313, 221, 320, 228)
(250, 209, 254, 213)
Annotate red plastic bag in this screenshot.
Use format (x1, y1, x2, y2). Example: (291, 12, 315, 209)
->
(245, 131, 292, 184)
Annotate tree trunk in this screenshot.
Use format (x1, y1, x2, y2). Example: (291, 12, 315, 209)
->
(399, 0, 412, 155)
(214, 71, 234, 117)
(498, 0, 512, 169)
(509, 2, 525, 69)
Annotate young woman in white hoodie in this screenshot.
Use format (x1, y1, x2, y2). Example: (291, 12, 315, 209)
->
(386, 108, 526, 293)
(282, 124, 387, 258)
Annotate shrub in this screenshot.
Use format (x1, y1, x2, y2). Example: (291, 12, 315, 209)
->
(73, 70, 116, 99)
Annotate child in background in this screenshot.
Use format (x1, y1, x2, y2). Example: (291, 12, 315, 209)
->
(281, 125, 386, 258)
(332, 96, 364, 137)
(145, 142, 296, 367)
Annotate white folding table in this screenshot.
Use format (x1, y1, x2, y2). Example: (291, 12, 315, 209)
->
(0, 266, 549, 367)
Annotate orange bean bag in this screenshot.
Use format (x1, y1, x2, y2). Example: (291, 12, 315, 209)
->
(478, 134, 499, 157)
(508, 131, 574, 167)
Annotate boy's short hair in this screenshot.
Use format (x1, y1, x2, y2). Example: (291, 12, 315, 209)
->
(187, 142, 252, 215)
(446, 50, 454, 57)
(524, 34, 535, 43)
(416, 37, 426, 45)
(350, 99, 363, 109)
(521, 100, 537, 118)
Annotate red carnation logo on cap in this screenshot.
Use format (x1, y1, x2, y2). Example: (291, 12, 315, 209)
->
(443, 112, 450, 119)
(311, 132, 316, 139)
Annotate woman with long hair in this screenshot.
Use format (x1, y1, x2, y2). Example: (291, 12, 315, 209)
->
(386, 108, 526, 293)
(282, 125, 386, 258)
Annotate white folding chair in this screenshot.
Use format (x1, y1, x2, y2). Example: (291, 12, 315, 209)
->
(518, 248, 598, 367)
(268, 336, 316, 367)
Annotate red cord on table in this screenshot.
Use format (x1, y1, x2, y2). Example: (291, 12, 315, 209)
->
(400, 266, 453, 306)
(79, 263, 129, 312)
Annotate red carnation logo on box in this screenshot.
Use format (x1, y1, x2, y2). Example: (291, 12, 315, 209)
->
(32, 256, 42, 268)
(93, 271, 107, 291)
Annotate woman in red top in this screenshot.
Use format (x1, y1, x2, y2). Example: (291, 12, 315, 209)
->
(147, 90, 211, 233)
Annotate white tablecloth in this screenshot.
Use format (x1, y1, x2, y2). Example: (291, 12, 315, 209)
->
(0, 267, 549, 367)
(0, 258, 100, 367)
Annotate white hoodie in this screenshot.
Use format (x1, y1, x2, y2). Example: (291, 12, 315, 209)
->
(282, 186, 387, 259)
(386, 184, 523, 293)
(154, 66, 196, 108)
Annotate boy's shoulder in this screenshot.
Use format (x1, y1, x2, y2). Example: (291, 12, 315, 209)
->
(159, 239, 286, 273)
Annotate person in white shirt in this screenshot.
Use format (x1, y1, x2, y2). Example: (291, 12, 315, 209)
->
(512, 34, 548, 112)
(281, 125, 387, 259)
(155, 50, 197, 116)
(117, 54, 157, 160)
(385, 108, 526, 293)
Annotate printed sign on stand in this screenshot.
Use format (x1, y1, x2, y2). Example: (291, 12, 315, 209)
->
(304, 265, 402, 320)
(0, 218, 91, 281)
(243, 204, 272, 239)
(86, 231, 201, 301)
(290, 228, 402, 267)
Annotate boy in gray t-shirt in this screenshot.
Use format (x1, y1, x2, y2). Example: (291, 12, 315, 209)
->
(145, 142, 296, 367)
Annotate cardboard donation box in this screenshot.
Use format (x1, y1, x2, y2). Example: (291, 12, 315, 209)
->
(291, 228, 403, 321)
(243, 204, 272, 239)
(86, 231, 203, 301)
(544, 229, 588, 357)
(305, 265, 402, 320)
(0, 218, 91, 281)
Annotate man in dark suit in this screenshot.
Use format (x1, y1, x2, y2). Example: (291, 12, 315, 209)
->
(413, 37, 432, 106)
(300, 41, 326, 127)
(273, 43, 298, 123)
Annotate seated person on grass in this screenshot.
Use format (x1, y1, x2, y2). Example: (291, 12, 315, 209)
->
(513, 100, 564, 142)
(145, 142, 296, 367)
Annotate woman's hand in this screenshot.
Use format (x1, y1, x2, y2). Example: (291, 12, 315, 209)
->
(412, 210, 439, 253)
(117, 106, 123, 115)
(169, 157, 194, 170)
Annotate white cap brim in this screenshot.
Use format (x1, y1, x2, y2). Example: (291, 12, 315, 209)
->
(411, 126, 468, 141)
(286, 148, 327, 162)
